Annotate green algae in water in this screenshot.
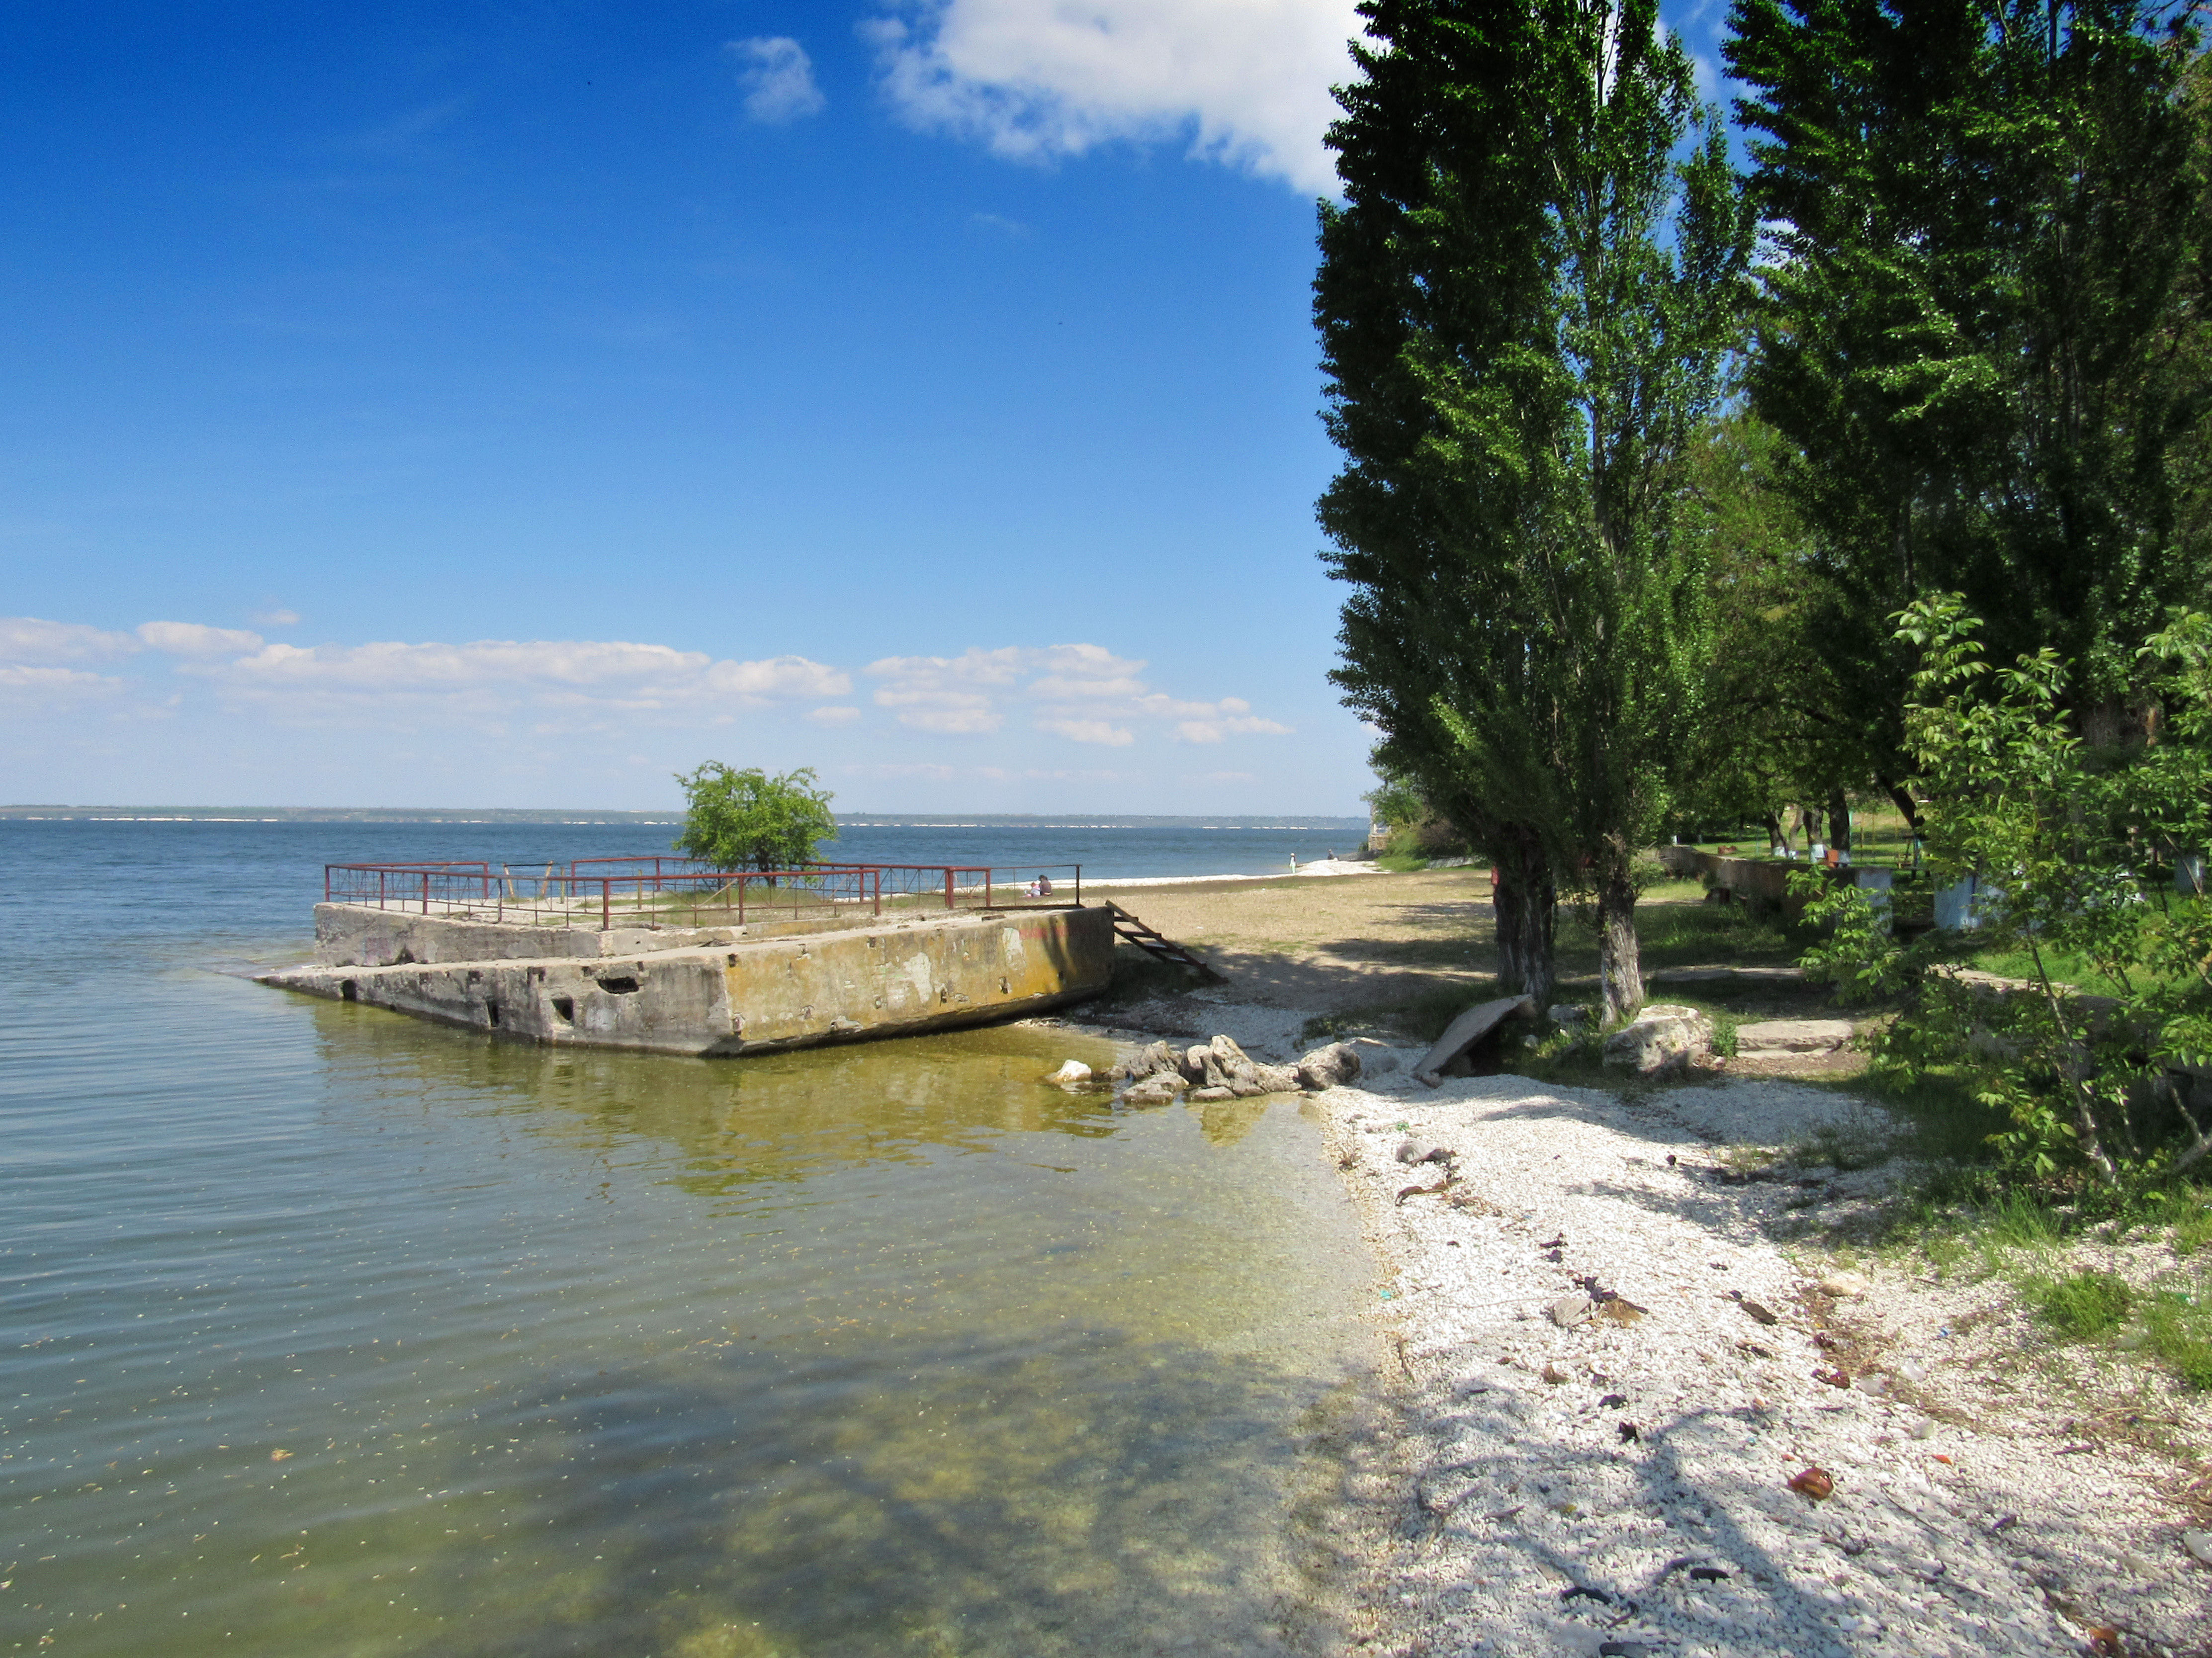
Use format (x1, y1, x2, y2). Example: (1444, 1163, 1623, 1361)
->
(5, 990, 1377, 1657)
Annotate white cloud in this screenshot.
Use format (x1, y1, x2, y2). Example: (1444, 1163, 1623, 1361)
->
(706, 656, 851, 698)
(0, 616, 140, 664)
(137, 620, 265, 658)
(0, 614, 1288, 758)
(843, 760, 1131, 783)
(250, 607, 302, 627)
(1171, 694, 1294, 743)
(0, 663, 126, 702)
(178, 636, 851, 728)
(730, 36, 827, 123)
(863, 0, 1358, 194)
(865, 642, 1288, 745)
(1036, 717, 1133, 746)
(897, 704, 1005, 734)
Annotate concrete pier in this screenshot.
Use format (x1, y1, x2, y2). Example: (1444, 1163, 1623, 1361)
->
(261, 903, 1116, 1056)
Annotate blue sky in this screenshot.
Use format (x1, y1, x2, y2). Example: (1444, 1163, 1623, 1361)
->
(0, 0, 1729, 813)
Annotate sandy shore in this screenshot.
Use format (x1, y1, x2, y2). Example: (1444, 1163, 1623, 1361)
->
(1058, 871, 2212, 1656)
(1083, 856, 1397, 890)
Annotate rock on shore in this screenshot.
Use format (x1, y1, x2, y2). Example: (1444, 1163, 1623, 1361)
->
(1108, 1034, 1362, 1103)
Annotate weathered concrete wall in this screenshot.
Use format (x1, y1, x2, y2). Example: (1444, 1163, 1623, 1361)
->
(314, 902, 885, 968)
(269, 906, 1115, 1056)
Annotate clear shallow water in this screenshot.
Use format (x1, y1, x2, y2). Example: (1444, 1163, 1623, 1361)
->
(1, 824, 1376, 1656)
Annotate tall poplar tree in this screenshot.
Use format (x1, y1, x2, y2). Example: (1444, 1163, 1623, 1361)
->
(1318, 0, 1750, 1021)
(1727, 0, 2212, 768)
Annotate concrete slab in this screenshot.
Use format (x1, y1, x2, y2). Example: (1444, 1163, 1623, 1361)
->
(264, 905, 1115, 1056)
(1413, 995, 1535, 1086)
(1734, 1018, 1855, 1054)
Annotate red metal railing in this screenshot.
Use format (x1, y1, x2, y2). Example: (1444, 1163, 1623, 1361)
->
(322, 859, 1081, 930)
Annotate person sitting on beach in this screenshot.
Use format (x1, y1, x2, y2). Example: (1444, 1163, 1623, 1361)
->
(1036, 874, 1053, 897)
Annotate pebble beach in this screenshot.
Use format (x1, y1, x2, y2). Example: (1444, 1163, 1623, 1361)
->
(1318, 1066, 2210, 1657)
(1070, 862, 2212, 1657)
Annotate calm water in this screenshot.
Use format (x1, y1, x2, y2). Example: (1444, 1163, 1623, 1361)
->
(1, 824, 1378, 1656)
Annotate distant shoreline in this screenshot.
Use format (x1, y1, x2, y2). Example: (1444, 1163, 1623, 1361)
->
(0, 807, 1368, 829)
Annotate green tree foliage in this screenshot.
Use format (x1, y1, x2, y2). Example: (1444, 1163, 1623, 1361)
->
(1318, 0, 1752, 1020)
(1362, 761, 1427, 834)
(1727, 0, 2212, 771)
(1803, 597, 2212, 1188)
(1678, 409, 1906, 845)
(672, 764, 837, 873)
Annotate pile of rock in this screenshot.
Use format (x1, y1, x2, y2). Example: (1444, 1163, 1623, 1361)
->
(1109, 1034, 1363, 1105)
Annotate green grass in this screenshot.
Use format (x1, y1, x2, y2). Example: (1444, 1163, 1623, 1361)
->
(2172, 1193, 2212, 1257)
(1374, 851, 1437, 873)
(2144, 1284, 2212, 1389)
(2030, 1269, 2134, 1339)
(1985, 1189, 2066, 1249)
(1613, 891, 1811, 971)
(1854, 1064, 2014, 1170)
(1964, 943, 2142, 997)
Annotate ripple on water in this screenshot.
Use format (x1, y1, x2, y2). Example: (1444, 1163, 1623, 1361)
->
(2, 830, 1378, 1657)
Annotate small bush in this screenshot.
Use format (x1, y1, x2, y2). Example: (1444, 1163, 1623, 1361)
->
(2033, 1270, 2133, 1340)
(2172, 1197, 2212, 1258)
(1985, 1191, 2064, 1249)
(1710, 1013, 1739, 1059)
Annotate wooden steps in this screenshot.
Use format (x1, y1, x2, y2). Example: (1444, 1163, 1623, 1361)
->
(1097, 901, 1226, 983)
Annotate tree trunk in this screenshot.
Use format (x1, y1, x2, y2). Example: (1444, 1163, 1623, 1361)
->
(1876, 776, 1921, 835)
(1762, 811, 1784, 852)
(1596, 863, 1643, 1026)
(1491, 829, 1556, 1010)
(1828, 788, 1852, 853)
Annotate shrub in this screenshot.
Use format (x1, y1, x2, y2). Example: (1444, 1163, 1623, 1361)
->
(1800, 597, 2212, 1190)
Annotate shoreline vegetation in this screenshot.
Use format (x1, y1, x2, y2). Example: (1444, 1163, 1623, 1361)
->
(1061, 862, 2212, 1655)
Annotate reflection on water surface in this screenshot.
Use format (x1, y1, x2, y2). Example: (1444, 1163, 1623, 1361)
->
(4, 876, 1376, 1657)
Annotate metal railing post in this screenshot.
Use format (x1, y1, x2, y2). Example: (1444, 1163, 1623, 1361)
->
(602, 880, 611, 931)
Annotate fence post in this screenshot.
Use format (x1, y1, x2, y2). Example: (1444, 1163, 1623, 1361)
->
(945, 869, 955, 910)
(1074, 865, 1081, 907)
(602, 880, 611, 932)
(422, 871, 430, 915)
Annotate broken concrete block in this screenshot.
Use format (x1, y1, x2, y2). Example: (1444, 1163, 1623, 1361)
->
(1601, 1005, 1713, 1076)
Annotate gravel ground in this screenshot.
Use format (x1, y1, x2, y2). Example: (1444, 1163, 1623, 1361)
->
(1312, 1063, 2212, 1658)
